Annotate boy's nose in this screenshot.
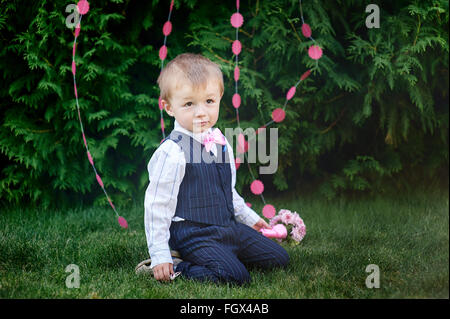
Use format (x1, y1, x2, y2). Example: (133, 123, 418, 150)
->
(194, 103, 207, 116)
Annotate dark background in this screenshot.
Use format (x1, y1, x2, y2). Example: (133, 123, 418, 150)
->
(0, 0, 448, 210)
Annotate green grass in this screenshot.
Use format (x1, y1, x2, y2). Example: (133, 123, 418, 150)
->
(0, 188, 448, 298)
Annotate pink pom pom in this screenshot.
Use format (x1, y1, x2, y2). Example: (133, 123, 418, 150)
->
(308, 45, 323, 60)
(96, 174, 104, 188)
(286, 86, 296, 100)
(71, 61, 76, 75)
(300, 69, 311, 81)
(238, 133, 245, 149)
(234, 66, 240, 82)
(235, 156, 242, 170)
(232, 93, 241, 108)
(272, 108, 285, 123)
(118, 216, 128, 229)
(74, 83, 78, 98)
(263, 204, 276, 219)
(163, 21, 172, 36)
(236, 134, 248, 153)
(246, 202, 252, 208)
(158, 96, 163, 110)
(230, 12, 244, 28)
(301, 23, 311, 38)
(74, 24, 81, 37)
(238, 133, 245, 145)
(232, 40, 242, 55)
(159, 45, 168, 61)
(87, 151, 94, 165)
(82, 133, 87, 147)
(77, 0, 90, 15)
(250, 180, 264, 195)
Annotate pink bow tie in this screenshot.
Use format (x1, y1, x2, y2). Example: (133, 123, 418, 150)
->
(201, 128, 226, 152)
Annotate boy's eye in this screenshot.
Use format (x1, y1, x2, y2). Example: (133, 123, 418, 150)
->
(184, 102, 193, 107)
(207, 99, 214, 104)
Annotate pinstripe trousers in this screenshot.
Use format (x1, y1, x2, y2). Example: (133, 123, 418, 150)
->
(169, 219, 290, 286)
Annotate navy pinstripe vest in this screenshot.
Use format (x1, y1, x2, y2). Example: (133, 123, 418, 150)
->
(161, 130, 235, 226)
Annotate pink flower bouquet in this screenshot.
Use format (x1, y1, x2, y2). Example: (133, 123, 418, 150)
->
(268, 209, 306, 244)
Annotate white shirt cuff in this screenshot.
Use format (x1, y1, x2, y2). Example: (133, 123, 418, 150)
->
(149, 244, 173, 268)
(236, 205, 261, 227)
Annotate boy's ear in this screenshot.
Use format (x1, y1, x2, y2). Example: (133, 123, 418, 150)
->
(162, 99, 174, 117)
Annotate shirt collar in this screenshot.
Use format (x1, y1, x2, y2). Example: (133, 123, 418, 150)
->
(173, 119, 212, 144)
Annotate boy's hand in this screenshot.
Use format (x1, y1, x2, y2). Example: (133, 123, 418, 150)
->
(153, 262, 174, 282)
(252, 218, 272, 232)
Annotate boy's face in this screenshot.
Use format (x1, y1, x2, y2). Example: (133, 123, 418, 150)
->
(163, 78, 222, 134)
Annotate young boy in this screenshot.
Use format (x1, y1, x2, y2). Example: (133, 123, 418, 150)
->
(137, 53, 289, 285)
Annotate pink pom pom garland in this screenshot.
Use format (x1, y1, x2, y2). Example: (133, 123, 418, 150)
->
(227, 0, 322, 220)
(71, 0, 322, 228)
(71, 1, 128, 228)
(157, 0, 175, 141)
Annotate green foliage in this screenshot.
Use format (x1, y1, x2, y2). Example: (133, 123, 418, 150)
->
(0, 0, 168, 209)
(0, 0, 448, 210)
(185, 0, 448, 199)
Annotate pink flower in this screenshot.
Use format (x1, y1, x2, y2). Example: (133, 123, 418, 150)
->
(278, 209, 290, 216)
(269, 215, 282, 227)
(292, 213, 304, 226)
(291, 225, 306, 242)
(266, 208, 306, 243)
(281, 211, 294, 224)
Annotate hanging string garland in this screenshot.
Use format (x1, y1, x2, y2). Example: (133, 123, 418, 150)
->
(71, 0, 175, 228)
(71, 0, 128, 228)
(229, 0, 322, 220)
(153, 0, 322, 221)
(71, 0, 321, 228)
(158, 0, 175, 142)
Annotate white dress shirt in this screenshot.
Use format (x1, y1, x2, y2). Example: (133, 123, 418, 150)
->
(144, 119, 261, 268)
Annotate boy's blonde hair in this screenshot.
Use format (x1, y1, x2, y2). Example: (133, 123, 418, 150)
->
(157, 53, 224, 103)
